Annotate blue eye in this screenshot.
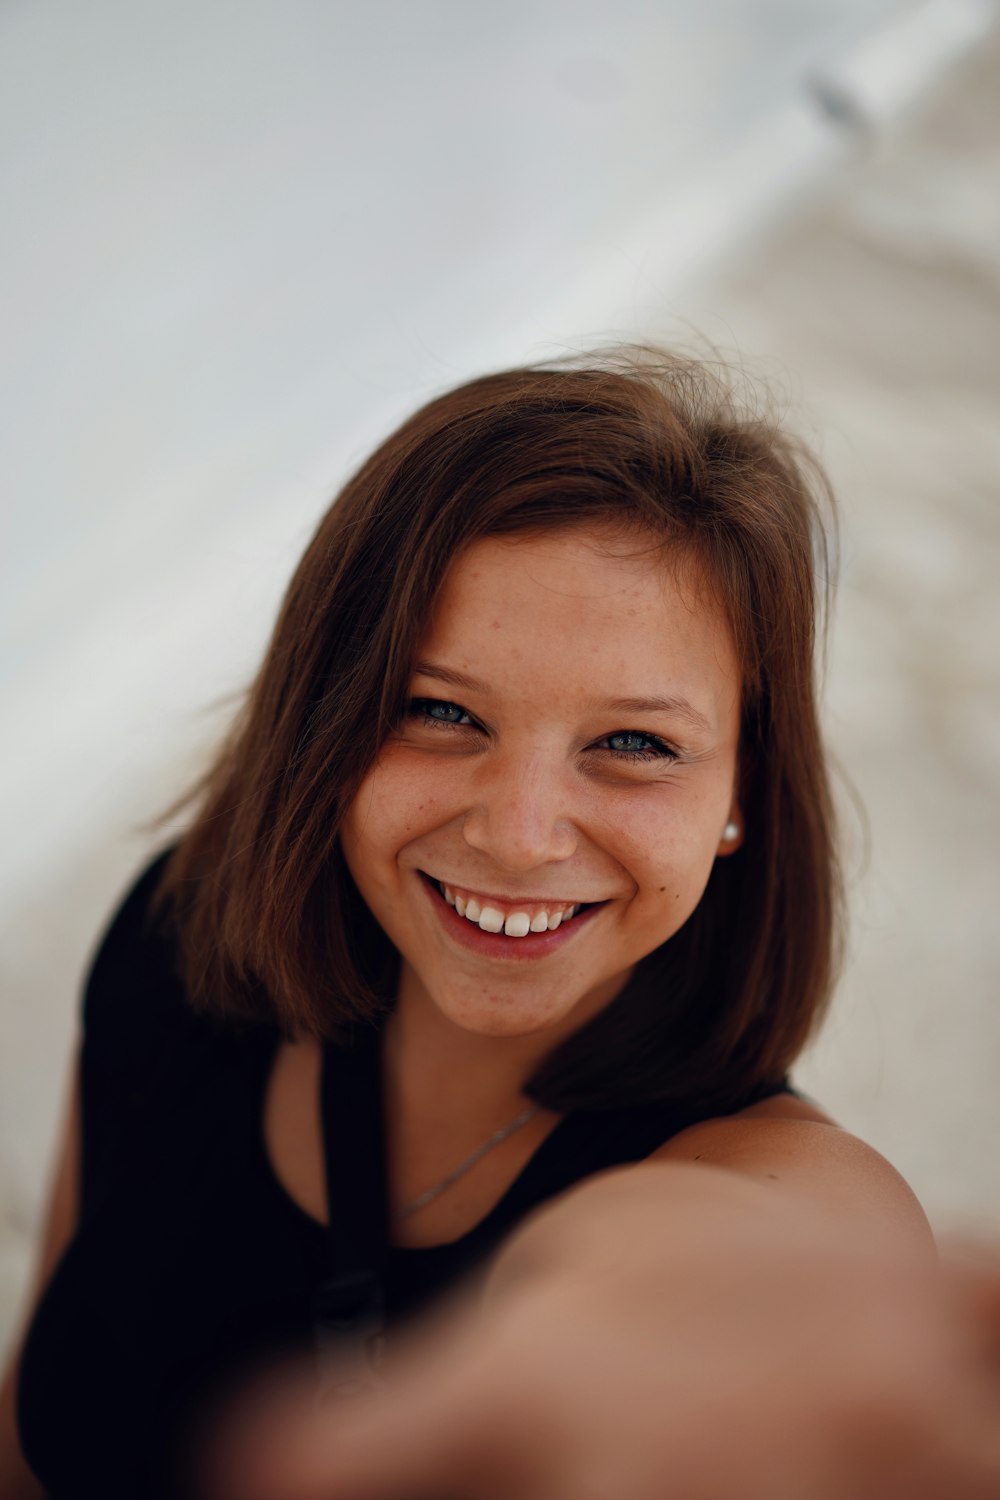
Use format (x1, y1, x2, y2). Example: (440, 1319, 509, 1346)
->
(600, 731, 675, 763)
(405, 699, 676, 764)
(407, 698, 472, 728)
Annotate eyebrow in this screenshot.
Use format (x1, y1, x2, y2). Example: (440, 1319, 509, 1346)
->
(411, 660, 714, 734)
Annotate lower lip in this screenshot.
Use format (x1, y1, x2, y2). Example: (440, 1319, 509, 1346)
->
(419, 873, 607, 961)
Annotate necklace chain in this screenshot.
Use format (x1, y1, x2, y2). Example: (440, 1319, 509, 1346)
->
(393, 1103, 542, 1222)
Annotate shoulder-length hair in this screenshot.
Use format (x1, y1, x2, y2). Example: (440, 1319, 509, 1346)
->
(150, 346, 842, 1112)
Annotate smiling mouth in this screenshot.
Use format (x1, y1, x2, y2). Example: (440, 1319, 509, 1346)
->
(420, 872, 601, 939)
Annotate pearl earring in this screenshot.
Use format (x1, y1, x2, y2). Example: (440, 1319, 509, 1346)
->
(723, 820, 740, 842)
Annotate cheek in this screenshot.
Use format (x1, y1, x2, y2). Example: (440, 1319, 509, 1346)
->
(340, 772, 400, 899)
(343, 759, 454, 864)
(606, 792, 710, 863)
(609, 796, 725, 909)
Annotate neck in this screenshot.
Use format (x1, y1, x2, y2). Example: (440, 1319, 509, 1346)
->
(382, 981, 565, 1142)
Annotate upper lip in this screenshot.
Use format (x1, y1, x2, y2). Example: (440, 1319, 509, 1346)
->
(421, 871, 605, 907)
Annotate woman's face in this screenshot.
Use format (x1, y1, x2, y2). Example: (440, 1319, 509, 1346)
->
(340, 526, 743, 1043)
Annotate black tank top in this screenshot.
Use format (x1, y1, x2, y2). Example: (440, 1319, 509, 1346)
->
(17, 849, 795, 1499)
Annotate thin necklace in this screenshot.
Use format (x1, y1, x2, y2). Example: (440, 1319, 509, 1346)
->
(393, 1103, 543, 1222)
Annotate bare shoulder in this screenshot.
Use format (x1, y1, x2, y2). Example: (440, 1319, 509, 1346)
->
(735, 1090, 840, 1126)
(649, 1093, 935, 1252)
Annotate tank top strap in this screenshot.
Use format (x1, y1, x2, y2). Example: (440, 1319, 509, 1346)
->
(312, 1025, 390, 1391)
(467, 1075, 796, 1238)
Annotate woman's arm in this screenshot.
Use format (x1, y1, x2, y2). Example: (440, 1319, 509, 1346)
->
(0, 1057, 81, 1500)
(204, 1129, 1000, 1500)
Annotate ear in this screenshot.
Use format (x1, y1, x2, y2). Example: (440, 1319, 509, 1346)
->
(716, 802, 744, 857)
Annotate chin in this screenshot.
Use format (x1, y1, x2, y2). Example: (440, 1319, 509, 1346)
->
(435, 987, 578, 1040)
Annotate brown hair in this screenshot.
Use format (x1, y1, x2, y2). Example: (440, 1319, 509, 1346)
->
(151, 346, 842, 1112)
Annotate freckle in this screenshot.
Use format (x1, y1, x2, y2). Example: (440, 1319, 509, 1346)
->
(658, 885, 666, 892)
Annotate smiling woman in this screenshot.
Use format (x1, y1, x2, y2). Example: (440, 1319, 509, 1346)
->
(142, 349, 841, 1120)
(16, 348, 995, 1500)
(340, 530, 744, 1050)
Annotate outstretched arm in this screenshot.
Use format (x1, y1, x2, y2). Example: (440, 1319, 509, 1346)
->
(204, 1124, 1000, 1500)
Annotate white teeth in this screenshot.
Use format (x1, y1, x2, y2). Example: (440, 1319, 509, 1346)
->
(434, 878, 587, 938)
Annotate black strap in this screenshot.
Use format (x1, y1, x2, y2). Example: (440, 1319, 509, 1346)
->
(311, 1023, 389, 1392)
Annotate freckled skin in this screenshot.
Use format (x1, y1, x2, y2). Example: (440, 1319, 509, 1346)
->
(340, 526, 744, 1046)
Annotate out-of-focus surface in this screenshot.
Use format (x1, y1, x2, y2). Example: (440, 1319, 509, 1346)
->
(2, 2, 999, 1357)
(691, 37, 1000, 1225)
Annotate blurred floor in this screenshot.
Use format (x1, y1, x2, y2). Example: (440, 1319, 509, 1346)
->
(2, 22, 999, 1359)
(674, 32, 1000, 1232)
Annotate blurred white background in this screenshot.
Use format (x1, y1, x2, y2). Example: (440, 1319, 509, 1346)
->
(2, 0, 999, 1356)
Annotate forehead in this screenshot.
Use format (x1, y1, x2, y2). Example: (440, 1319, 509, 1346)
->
(417, 526, 741, 718)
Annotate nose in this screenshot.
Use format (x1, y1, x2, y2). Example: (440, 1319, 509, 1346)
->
(461, 748, 579, 874)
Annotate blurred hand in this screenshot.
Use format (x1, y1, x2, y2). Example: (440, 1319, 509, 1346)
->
(200, 1200, 1000, 1500)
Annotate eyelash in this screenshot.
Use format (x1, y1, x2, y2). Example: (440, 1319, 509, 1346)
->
(404, 698, 678, 765)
